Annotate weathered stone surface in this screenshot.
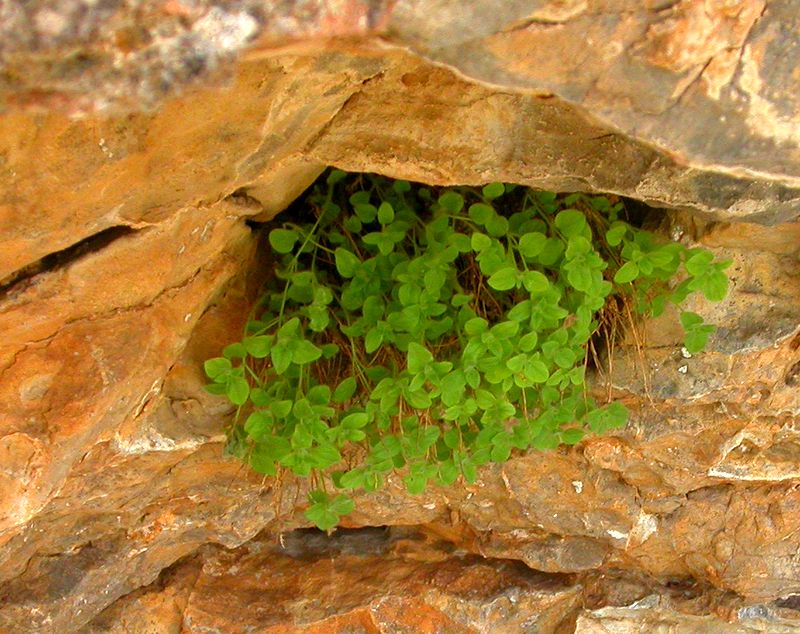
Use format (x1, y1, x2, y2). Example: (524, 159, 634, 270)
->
(0, 202, 257, 536)
(3, 1, 800, 191)
(178, 529, 582, 633)
(78, 529, 800, 634)
(0, 53, 380, 282)
(1, 2, 800, 633)
(2, 112, 800, 630)
(79, 556, 202, 634)
(387, 1, 800, 187)
(575, 605, 800, 634)
(305, 56, 800, 224)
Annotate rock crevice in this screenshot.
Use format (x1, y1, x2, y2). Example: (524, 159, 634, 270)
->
(1, 3, 799, 632)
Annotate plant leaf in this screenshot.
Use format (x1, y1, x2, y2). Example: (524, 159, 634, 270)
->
(292, 340, 322, 365)
(204, 357, 231, 380)
(614, 261, 639, 284)
(488, 266, 518, 291)
(333, 377, 358, 403)
(335, 248, 360, 278)
(226, 376, 250, 405)
(407, 342, 434, 374)
(482, 182, 505, 199)
(269, 228, 299, 254)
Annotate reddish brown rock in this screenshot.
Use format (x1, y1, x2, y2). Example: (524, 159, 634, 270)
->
(0, 2, 799, 633)
(575, 605, 800, 634)
(79, 529, 798, 634)
(178, 529, 583, 634)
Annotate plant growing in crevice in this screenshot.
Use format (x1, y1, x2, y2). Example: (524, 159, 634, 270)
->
(204, 170, 731, 530)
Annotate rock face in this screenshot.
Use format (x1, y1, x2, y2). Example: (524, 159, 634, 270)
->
(77, 529, 800, 634)
(1, 2, 799, 633)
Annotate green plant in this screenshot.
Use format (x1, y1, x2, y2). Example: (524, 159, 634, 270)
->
(204, 171, 731, 530)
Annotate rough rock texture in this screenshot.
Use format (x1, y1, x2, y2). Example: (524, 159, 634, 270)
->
(1, 2, 800, 633)
(77, 529, 800, 634)
(3, 1, 800, 193)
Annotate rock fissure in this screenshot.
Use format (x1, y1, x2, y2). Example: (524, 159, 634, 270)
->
(1, 3, 799, 632)
(0, 225, 137, 300)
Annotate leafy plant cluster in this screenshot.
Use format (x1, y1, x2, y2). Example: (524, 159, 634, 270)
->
(204, 171, 730, 530)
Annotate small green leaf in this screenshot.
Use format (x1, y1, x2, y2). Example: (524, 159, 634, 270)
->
(555, 209, 588, 238)
(490, 320, 519, 339)
(507, 300, 531, 322)
(506, 354, 527, 373)
(327, 169, 347, 185)
(519, 331, 539, 352)
(307, 384, 331, 405)
(341, 412, 369, 429)
(488, 266, 518, 291)
(587, 402, 629, 433)
(680, 311, 705, 329)
(482, 182, 505, 199)
(538, 238, 565, 266)
(271, 400, 293, 418)
(461, 459, 477, 484)
(305, 492, 353, 531)
(561, 428, 585, 445)
(404, 388, 432, 409)
(378, 201, 395, 225)
(698, 270, 729, 302)
(344, 216, 364, 233)
(553, 347, 577, 369)
(250, 446, 277, 476)
(250, 387, 270, 407)
(518, 232, 547, 258)
(522, 271, 549, 293)
(524, 359, 549, 383)
(439, 191, 464, 213)
(277, 318, 300, 340)
(335, 248, 361, 278)
(204, 383, 227, 396)
(485, 214, 509, 238)
(271, 343, 292, 374)
(448, 233, 472, 253)
(605, 223, 627, 246)
(614, 261, 639, 284)
(365, 328, 384, 353)
(333, 377, 358, 403)
(407, 342, 434, 374)
(353, 203, 377, 223)
(226, 376, 250, 405)
(404, 473, 427, 495)
(269, 228, 299, 254)
(244, 411, 272, 439)
(567, 267, 593, 292)
(469, 203, 494, 225)
(685, 251, 714, 276)
(243, 335, 273, 358)
(321, 343, 340, 359)
(684, 329, 710, 354)
(565, 236, 592, 258)
(328, 494, 354, 515)
(204, 357, 231, 380)
(292, 340, 322, 365)
(440, 371, 466, 407)
(439, 461, 459, 485)
(471, 232, 492, 252)
(340, 469, 366, 489)
(464, 317, 488, 335)
(223, 342, 247, 359)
